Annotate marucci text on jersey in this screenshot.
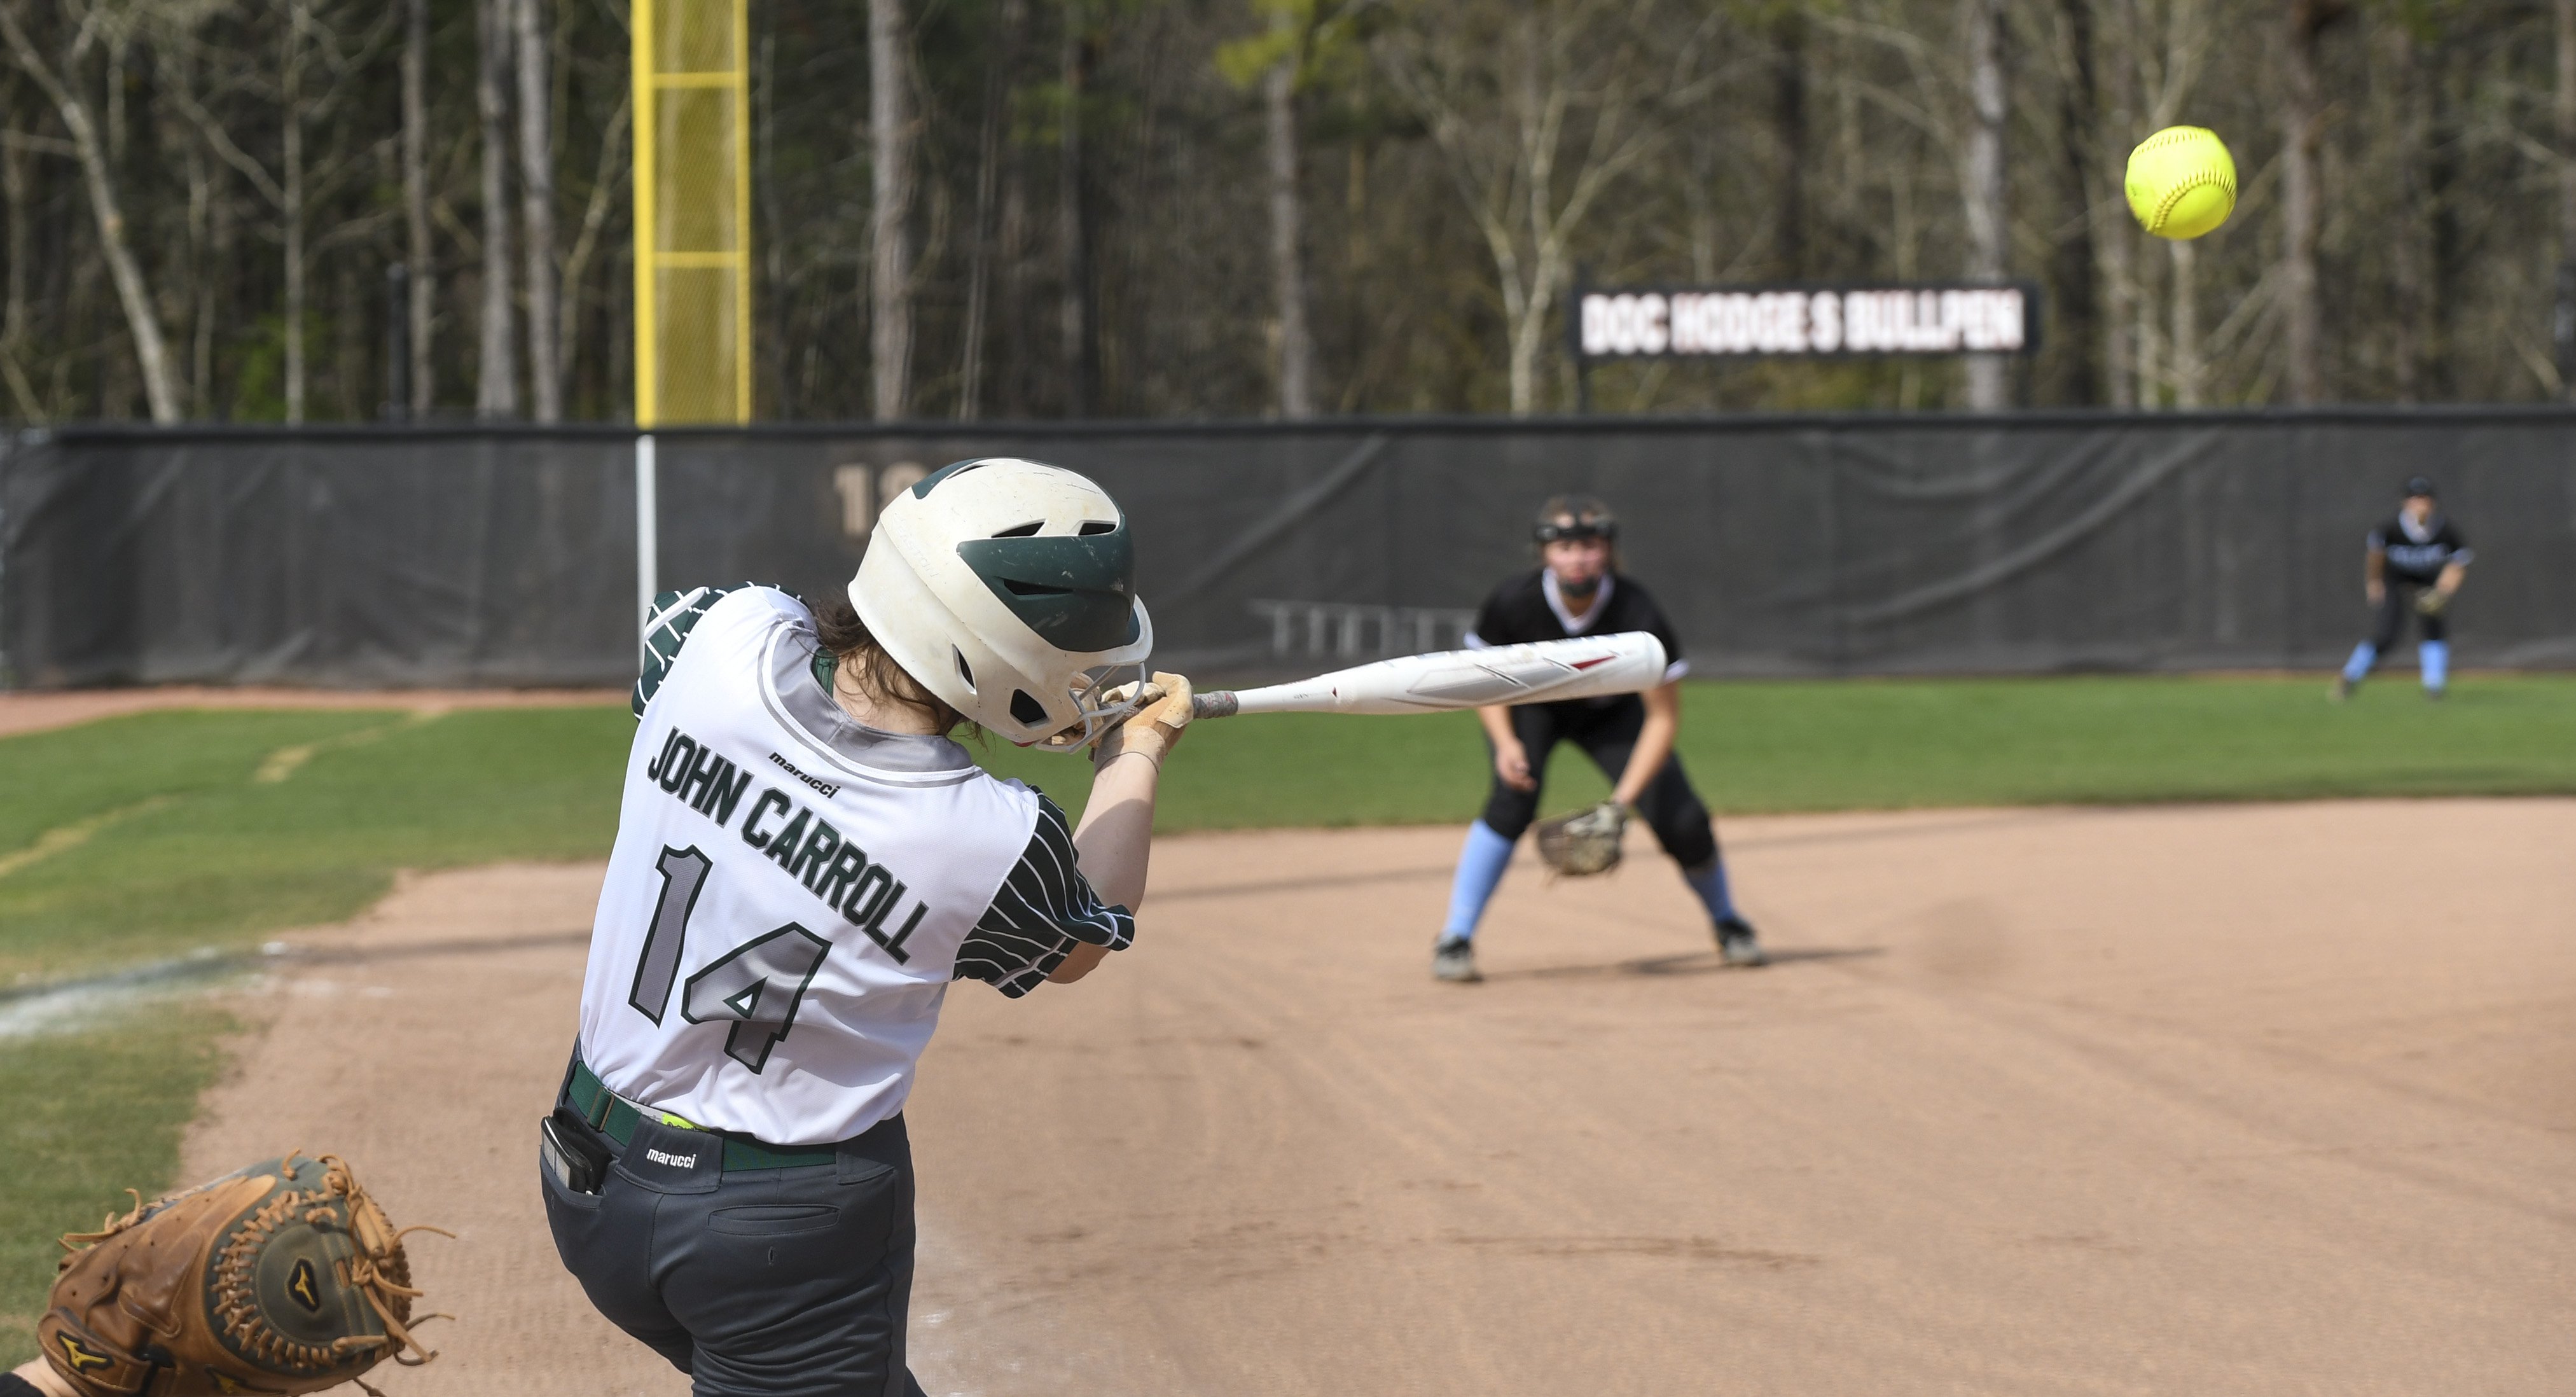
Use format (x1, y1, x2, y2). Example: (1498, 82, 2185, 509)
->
(642, 725, 931, 964)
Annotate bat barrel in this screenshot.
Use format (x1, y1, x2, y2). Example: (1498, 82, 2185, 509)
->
(1177, 633, 1665, 721)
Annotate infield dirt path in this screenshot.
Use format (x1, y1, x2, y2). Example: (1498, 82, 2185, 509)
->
(184, 800, 2576, 1397)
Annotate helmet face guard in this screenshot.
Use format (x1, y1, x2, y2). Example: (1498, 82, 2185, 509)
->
(1018, 663, 1155, 751)
(1533, 494, 1619, 545)
(851, 458, 1156, 749)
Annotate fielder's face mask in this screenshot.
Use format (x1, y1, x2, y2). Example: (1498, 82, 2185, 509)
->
(1534, 517, 1617, 545)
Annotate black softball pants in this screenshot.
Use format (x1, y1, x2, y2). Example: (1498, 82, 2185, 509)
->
(1479, 697, 1720, 869)
(2370, 582, 2448, 650)
(543, 1108, 929, 1397)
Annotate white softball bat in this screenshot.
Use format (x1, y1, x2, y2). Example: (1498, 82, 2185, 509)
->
(1188, 631, 1670, 719)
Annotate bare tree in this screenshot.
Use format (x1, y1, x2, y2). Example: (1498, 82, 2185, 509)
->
(1376, 0, 1678, 414)
(999, 36, 1033, 418)
(2046, 0, 2102, 403)
(2096, 0, 2140, 407)
(2279, 0, 2345, 404)
(2383, 22, 2425, 401)
(1775, 10, 1810, 278)
(1222, 1, 1329, 417)
(557, 87, 627, 412)
(2136, 0, 2212, 406)
(169, 2, 394, 423)
(1059, 0, 1096, 416)
(2558, 0, 2575, 395)
(0, 75, 41, 420)
(958, 0, 1024, 419)
(403, 0, 433, 414)
(1264, 11, 1317, 417)
(0, 2, 181, 422)
(476, 0, 518, 417)
(1262, 57, 1314, 415)
(282, 2, 309, 421)
(1960, 0, 2009, 408)
(515, 0, 559, 420)
(871, 0, 913, 419)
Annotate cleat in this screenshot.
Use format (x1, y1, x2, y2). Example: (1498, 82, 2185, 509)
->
(1715, 917, 1768, 968)
(1431, 936, 1481, 983)
(2330, 677, 2354, 703)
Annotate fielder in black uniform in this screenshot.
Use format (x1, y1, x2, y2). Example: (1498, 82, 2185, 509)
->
(2335, 476, 2470, 702)
(1430, 496, 1761, 982)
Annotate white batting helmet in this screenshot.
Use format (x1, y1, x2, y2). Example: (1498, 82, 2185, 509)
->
(850, 457, 1154, 747)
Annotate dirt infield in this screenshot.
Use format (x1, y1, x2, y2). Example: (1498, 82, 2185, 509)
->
(183, 801, 2575, 1396)
(0, 686, 623, 739)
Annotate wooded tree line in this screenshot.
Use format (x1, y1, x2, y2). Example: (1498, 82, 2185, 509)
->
(4, 0, 2572, 425)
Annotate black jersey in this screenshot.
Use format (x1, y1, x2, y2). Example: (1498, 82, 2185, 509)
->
(1467, 569, 1689, 708)
(2367, 515, 2472, 585)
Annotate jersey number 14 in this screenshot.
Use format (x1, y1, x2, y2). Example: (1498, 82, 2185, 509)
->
(626, 845, 829, 1073)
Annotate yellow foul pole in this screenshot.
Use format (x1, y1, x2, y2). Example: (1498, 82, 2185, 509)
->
(632, 0, 751, 427)
(633, 0, 752, 644)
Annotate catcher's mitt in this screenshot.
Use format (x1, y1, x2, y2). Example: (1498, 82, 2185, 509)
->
(39, 1153, 446, 1397)
(1535, 800, 1627, 877)
(2413, 588, 2451, 616)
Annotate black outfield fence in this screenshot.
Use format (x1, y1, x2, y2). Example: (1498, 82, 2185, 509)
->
(3, 410, 2570, 690)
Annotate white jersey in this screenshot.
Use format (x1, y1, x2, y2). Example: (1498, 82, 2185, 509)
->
(578, 586, 1132, 1145)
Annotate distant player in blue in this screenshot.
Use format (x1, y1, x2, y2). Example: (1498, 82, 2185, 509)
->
(2335, 476, 2470, 702)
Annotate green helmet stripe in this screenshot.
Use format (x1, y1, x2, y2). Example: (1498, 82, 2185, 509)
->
(955, 529, 1140, 652)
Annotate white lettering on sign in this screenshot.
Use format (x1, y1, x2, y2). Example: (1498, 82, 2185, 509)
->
(1580, 286, 2027, 358)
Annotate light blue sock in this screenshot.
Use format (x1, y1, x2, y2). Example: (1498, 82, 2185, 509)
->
(1682, 857, 1739, 924)
(2341, 642, 2378, 685)
(1441, 821, 1515, 940)
(2421, 639, 2449, 692)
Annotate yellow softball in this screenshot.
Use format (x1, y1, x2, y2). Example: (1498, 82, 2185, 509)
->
(2124, 126, 2237, 240)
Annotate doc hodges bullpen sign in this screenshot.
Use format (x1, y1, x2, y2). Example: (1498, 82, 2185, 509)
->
(1576, 283, 2039, 359)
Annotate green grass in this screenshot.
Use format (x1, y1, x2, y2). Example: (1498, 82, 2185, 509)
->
(981, 672, 2576, 824)
(5, 676, 2572, 982)
(0, 707, 633, 983)
(0, 1004, 233, 1370)
(0, 709, 392, 854)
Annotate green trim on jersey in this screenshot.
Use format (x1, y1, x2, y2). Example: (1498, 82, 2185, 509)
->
(634, 585, 752, 720)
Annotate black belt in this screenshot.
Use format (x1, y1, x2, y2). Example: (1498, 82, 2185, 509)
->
(565, 1057, 838, 1172)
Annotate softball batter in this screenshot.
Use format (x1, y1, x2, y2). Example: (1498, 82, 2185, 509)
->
(540, 459, 1190, 1396)
(1430, 496, 1761, 982)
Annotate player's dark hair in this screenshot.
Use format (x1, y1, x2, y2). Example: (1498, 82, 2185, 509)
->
(811, 593, 976, 740)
